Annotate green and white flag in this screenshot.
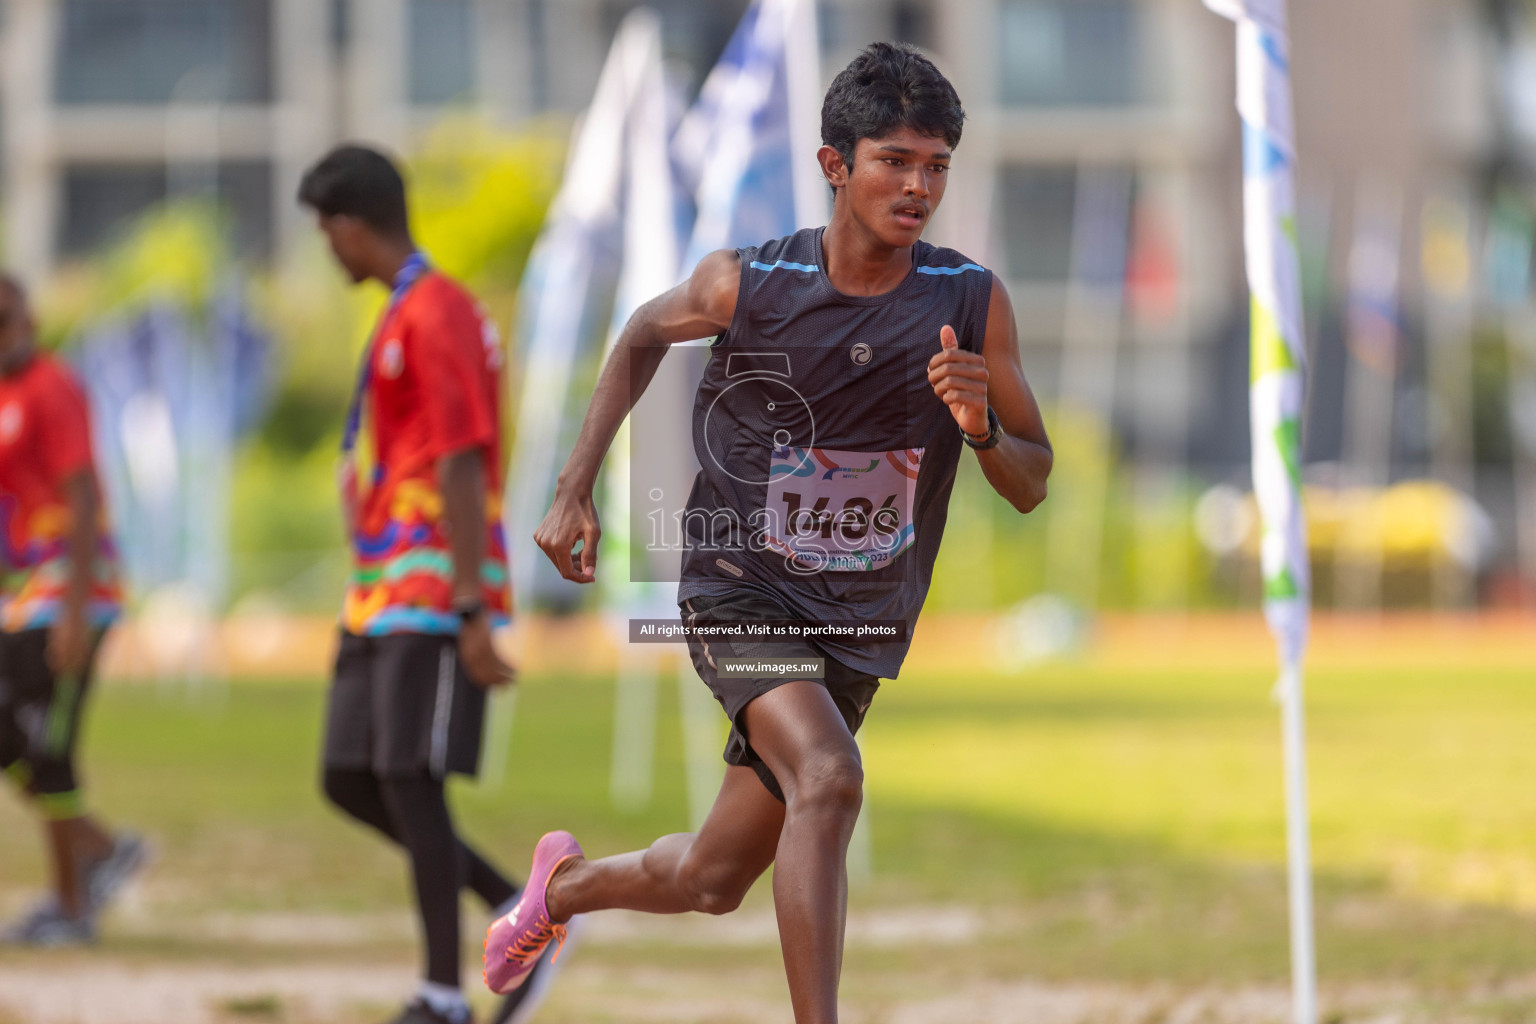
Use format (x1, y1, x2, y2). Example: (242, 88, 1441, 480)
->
(1208, 0, 1310, 658)
(1203, 2, 1316, 1023)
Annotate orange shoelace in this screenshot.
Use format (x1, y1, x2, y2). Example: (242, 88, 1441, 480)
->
(505, 913, 568, 967)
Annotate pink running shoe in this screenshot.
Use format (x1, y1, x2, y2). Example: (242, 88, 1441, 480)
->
(483, 830, 583, 995)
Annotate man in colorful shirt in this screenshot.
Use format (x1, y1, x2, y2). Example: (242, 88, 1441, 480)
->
(300, 146, 545, 1024)
(0, 273, 146, 947)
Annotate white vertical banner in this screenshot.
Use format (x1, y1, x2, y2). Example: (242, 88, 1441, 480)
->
(678, 0, 824, 274)
(601, 8, 688, 816)
(1203, 2, 1316, 1023)
(491, 11, 669, 790)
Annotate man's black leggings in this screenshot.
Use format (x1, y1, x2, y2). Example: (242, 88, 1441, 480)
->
(323, 768, 518, 986)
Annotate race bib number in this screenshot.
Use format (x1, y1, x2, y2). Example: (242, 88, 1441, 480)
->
(765, 447, 923, 572)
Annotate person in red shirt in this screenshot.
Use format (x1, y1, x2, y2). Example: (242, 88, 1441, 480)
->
(0, 274, 146, 947)
(299, 146, 549, 1024)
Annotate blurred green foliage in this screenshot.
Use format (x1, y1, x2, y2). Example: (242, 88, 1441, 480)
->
(38, 202, 232, 351)
(927, 403, 1212, 614)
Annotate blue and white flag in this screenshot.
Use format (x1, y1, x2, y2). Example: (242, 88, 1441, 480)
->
(78, 305, 192, 597)
(503, 10, 685, 611)
(76, 288, 271, 610)
(677, 0, 824, 272)
(507, 0, 826, 611)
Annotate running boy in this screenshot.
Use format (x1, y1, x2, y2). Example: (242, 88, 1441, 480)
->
(488, 43, 1052, 1024)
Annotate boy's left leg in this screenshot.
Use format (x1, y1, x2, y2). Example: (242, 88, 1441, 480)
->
(43, 816, 112, 917)
(380, 773, 469, 989)
(738, 681, 865, 1024)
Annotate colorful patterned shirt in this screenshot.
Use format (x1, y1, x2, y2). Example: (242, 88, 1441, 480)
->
(341, 270, 512, 635)
(0, 354, 122, 632)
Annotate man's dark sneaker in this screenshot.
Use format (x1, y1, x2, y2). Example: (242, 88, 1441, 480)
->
(384, 998, 473, 1024)
(0, 899, 95, 947)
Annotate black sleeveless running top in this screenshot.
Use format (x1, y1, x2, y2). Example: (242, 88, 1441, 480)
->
(677, 226, 994, 678)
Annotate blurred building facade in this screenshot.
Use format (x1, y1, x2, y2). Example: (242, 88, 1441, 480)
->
(0, 0, 1498, 294)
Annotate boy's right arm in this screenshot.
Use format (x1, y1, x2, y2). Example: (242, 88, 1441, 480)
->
(534, 248, 740, 583)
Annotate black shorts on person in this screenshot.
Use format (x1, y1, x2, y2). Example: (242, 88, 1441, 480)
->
(323, 632, 487, 779)
(0, 628, 103, 800)
(681, 591, 881, 803)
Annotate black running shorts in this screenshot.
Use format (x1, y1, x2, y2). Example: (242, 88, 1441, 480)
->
(323, 631, 487, 779)
(0, 627, 102, 804)
(681, 591, 880, 802)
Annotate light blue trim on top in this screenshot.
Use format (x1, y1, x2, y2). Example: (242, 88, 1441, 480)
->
(3, 598, 121, 631)
(349, 606, 514, 637)
(917, 263, 986, 276)
(358, 608, 461, 636)
(750, 260, 820, 273)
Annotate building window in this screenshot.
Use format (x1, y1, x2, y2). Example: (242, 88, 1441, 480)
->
(409, 0, 476, 105)
(999, 165, 1079, 282)
(892, 0, 933, 50)
(55, 0, 272, 105)
(998, 0, 1142, 107)
(59, 161, 273, 260)
(60, 165, 167, 258)
(602, 0, 751, 96)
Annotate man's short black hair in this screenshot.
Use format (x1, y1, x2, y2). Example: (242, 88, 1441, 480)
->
(820, 42, 965, 181)
(298, 144, 410, 237)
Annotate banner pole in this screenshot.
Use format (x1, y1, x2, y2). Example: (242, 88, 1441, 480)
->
(1279, 661, 1316, 1024)
(1202, 3, 1318, 1020)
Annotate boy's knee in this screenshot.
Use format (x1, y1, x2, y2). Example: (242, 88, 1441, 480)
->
(677, 852, 751, 916)
(787, 753, 863, 819)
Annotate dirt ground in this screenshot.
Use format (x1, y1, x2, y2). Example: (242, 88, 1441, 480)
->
(2, 907, 1533, 1024)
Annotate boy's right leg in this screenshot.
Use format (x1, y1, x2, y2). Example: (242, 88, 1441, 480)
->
(545, 763, 785, 920)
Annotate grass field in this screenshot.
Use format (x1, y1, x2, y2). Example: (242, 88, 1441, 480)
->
(2, 618, 1536, 1023)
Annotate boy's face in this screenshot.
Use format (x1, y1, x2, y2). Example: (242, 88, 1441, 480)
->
(823, 126, 951, 248)
(315, 213, 373, 283)
(0, 282, 36, 369)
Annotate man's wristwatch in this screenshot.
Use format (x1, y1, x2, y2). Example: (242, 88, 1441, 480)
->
(962, 406, 1003, 450)
(452, 598, 485, 625)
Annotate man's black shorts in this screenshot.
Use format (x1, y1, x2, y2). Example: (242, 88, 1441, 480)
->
(323, 631, 487, 779)
(681, 591, 880, 802)
(0, 627, 103, 800)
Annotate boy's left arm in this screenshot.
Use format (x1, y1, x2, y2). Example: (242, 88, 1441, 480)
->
(50, 469, 99, 676)
(927, 275, 1052, 513)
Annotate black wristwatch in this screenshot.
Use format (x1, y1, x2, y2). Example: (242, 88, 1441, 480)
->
(453, 598, 485, 625)
(962, 406, 1002, 450)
